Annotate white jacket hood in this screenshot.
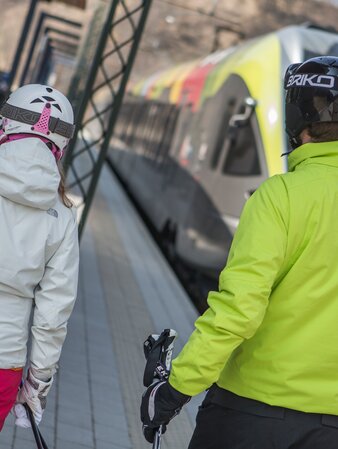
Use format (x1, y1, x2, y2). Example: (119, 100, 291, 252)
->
(0, 137, 60, 209)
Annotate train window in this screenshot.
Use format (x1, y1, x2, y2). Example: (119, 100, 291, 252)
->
(142, 102, 168, 161)
(134, 102, 146, 148)
(152, 103, 167, 159)
(222, 111, 261, 176)
(121, 106, 129, 137)
(145, 103, 159, 158)
(125, 103, 138, 147)
(172, 104, 193, 158)
(115, 105, 124, 139)
(304, 44, 338, 61)
(328, 43, 338, 56)
(209, 74, 261, 172)
(141, 103, 154, 155)
(156, 105, 179, 164)
(304, 50, 321, 60)
(154, 105, 168, 162)
(124, 103, 134, 145)
(210, 98, 236, 169)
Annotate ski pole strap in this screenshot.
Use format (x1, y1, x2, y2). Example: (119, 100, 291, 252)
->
(143, 329, 178, 387)
(23, 404, 49, 449)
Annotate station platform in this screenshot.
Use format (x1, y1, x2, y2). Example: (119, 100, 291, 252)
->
(1, 164, 201, 449)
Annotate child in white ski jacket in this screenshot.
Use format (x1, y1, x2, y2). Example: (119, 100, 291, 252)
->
(0, 84, 79, 430)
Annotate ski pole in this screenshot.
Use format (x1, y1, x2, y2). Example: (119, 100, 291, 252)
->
(23, 403, 49, 449)
(153, 425, 162, 449)
(143, 328, 178, 449)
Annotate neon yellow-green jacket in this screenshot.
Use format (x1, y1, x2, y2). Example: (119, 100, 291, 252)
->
(170, 141, 338, 415)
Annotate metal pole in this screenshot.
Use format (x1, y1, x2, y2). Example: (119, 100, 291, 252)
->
(19, 11, 46, 86)
(61, 0, 153, 238)
(20, 12, 82, 86)
(62, 1, 121, 174)
(8, 0, 39, 90)
(77, 0, 153, 237)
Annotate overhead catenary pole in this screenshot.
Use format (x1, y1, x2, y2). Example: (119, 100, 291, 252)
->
(63, 0, 153, 238)
(7, 0, 39, 91)
(19, 12, 82, 86)
(8, 0, 84, 91)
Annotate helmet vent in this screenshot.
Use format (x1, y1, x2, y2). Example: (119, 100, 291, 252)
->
(42, 96, 55, 102)
(30, 96, 62, 112)
(52, 103, 62, 112)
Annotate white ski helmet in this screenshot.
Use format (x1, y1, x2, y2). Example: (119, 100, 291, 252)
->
(0, 84, 75, 152)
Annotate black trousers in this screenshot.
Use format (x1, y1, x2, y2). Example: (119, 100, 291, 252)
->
(188, 386, 338, 449)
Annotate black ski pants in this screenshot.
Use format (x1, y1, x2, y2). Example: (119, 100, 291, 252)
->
(188, 386, 338, 449)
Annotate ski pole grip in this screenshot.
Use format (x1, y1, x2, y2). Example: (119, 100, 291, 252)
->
(143, 329, 178, 387)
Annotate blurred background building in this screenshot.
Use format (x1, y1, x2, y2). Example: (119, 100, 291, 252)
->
(1, 0, 338, 89)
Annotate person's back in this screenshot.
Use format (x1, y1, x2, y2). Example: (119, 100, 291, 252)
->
(0, 136, 77, 370)
(0, 84, 79, 431)
(220, 140, 338, 414)
(140, 56, 338, 448)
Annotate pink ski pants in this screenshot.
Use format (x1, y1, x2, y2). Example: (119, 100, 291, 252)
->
(0, 369, 23, 430)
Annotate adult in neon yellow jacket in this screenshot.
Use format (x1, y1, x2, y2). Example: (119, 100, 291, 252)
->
(141, 56, 338, 448)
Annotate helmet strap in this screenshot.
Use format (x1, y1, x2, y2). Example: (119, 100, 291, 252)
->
(290, 135, 302, 150)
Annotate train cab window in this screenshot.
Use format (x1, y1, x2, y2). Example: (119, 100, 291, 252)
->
(304, 45, 338, 61)
(210, 98, 236, 170)
(222, 113, 261, 176)
(209, 74, 261, 173)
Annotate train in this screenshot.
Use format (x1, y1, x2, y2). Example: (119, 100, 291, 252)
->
(109, 24, 338, 280)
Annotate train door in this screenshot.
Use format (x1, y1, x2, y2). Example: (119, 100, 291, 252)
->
(208, 74, 267, 235)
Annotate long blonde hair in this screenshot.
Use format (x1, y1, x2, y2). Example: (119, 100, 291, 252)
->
(57, 161, 73, 208)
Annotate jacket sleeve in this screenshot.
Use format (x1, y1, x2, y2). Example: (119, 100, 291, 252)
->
(30, 213, 79, 378)
(169, 175, 289, 396)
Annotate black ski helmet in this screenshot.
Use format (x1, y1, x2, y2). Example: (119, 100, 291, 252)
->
(284, 56, 338, 148)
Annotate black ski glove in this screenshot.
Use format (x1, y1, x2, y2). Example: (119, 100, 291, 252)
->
(140, 380, 191, 443)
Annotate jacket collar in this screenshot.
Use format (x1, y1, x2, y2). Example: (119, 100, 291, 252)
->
(288, 141, 338, 172)
(0, 137, 60, 209)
